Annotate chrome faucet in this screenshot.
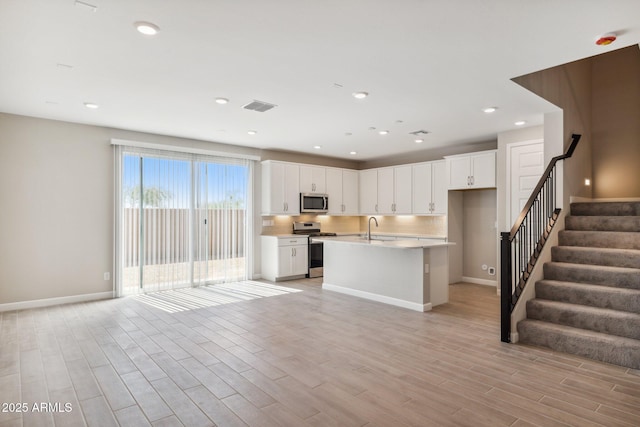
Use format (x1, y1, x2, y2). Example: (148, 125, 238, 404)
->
(367, 216, 379, 240)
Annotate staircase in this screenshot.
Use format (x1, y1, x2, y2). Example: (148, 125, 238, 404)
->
(518, 201, 640, 369)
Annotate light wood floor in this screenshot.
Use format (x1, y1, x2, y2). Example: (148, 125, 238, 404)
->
(1, 280, 639, 427)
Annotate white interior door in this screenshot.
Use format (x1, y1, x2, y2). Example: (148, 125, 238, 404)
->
(507, 141, 545, 227)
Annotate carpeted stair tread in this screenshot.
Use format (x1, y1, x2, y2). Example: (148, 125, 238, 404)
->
(516, 200, 640, 369)
(517, 319, 640, 369)
(526, 299, 640, 340)
(565, 215, 640, 232)
(558, 230, 640, 250)
(544, 261, 640, 289)
(551, 246, 640, 269)
(570, 201, 640, 216)
(536, 280, 640, 314)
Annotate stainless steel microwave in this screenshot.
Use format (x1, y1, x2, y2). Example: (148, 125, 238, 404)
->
(300, 193, 328, 213)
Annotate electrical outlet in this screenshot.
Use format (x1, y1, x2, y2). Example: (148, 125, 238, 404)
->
(488, 267, 496, 276)
(104, 272, 110, 281)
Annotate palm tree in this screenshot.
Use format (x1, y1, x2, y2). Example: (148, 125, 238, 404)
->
(124, 186, 172, 208)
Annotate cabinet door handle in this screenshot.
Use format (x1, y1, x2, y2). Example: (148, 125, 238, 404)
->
(375, 204, 378, 212)
(312, 183, 316, 191)
(471, 176, 474, 185)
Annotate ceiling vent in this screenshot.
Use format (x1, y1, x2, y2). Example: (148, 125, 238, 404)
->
(243, 100, 277, 113)
(409, 130, 430, 136)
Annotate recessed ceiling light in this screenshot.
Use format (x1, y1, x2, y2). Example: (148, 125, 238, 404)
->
(379, 130, 389, 135)
(134, 21, 160, 36)
(483, 107, 497, 113)
(415, 139, 424, 143)
(514, 120, 526, 126)
(247, 130, 257, 135)
(313, 145, 322, 150)
(84, 102, 99, 109)
(352, 92, 369, 99)
(215, 98, 229, 105)
(350, 151, 357, 155)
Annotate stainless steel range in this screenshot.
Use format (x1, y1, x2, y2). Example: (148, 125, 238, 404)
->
(292, 221, 337, 278)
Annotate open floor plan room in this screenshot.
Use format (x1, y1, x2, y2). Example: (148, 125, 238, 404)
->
(1, 281, 639, 427)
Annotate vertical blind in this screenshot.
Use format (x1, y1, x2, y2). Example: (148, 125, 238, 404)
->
(114, 144, 254, 296)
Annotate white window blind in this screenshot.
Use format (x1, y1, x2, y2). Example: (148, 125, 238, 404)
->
(114, 144, 254, 296)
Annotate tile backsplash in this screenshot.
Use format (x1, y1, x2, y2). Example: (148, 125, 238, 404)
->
(261, 215, 360, 235)
(358, 215, 447, 237)
(261, 214, 446, 237)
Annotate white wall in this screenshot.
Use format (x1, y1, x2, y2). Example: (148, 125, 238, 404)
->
(0, 114, 113, 304)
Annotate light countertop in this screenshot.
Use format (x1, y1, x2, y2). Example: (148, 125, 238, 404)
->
(312, 235, 453, 249)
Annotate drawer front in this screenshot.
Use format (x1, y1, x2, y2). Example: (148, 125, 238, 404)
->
(278, 237, 308, 246)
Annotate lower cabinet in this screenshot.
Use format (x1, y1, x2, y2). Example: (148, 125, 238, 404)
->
(261, 236, 309, 281)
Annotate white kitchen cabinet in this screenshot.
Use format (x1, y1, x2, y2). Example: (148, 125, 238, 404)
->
(261, 161, 300, 215)
(412, 160, 447, 214)
(393, 165, 413, 214)
(327, 168, 359, 215)
(359, 169, 378, 214)
(363, 166, 412, 215)
(445, 150, 496, 190)
(377, 168, 394, 214)
(299, 165, 326, 194)
(261, 236, 308, 281)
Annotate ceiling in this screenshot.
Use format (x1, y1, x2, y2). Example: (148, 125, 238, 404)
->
(1, 1, 639, 161)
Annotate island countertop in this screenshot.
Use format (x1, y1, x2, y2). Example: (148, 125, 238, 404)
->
(311, 235, 453, 249)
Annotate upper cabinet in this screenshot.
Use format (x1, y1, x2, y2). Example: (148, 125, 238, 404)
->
(378, 166, 412, 214)
(445, 150, 496, 190)
(412, 160, 447, 215)
(360, 166, 412, 215)
(326, 168, 359, 215)
(359, 169, 379, 214)
(261, 160, 300, 215)
(299, 165, 326, 193)
(263, 160, 357, 216)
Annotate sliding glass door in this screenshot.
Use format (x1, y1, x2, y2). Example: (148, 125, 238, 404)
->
(193, 161, 249, 285)
(115, 146, 252, 296)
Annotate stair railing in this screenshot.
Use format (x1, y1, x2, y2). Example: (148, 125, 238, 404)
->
(500, 133, 581, 342)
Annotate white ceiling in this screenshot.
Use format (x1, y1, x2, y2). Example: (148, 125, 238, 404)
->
(1, 1, 639, 161)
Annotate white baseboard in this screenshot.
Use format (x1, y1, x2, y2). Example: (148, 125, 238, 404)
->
(510, 331, 519, 343)
(0, 291, 114, 312)
(570, 196, 640, 203)
(251, 274, 263, 280)
(322, 282, 432, 312)
(462, 276, 498, 287)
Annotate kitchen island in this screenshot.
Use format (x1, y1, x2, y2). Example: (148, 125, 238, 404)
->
(313, 236, 452, 312)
